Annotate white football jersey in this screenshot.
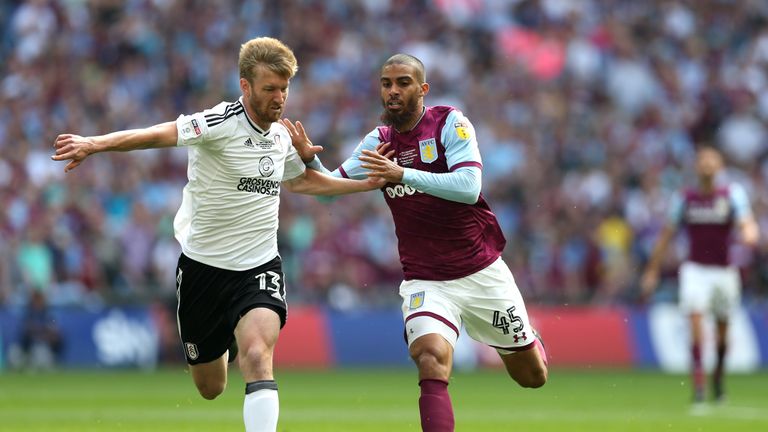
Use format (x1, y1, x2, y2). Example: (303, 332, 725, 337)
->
(173, 97, 305, 271)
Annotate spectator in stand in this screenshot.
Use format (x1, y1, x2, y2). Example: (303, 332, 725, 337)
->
(8, 290, 64, 370)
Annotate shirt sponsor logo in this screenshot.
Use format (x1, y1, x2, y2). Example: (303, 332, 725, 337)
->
(409, 291, 425, 309)
(419, 138, 438, 163)
(685, 197, 731, 224)
(238, 177, 280, 196)
(384, 184, 420, 199)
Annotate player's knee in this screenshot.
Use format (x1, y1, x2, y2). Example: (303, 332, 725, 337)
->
(411, 348, 450, 378)
(514, 365, 548, 389)
(196, 381, 226, 400)
(240, 344, 272, 371)
(527, 369, 548, 389)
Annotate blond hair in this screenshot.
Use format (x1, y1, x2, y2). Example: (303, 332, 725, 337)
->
(239, 37, 298, 82)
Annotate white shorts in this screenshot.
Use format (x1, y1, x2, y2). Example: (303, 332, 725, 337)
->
(679, 261, 741, 318)
(399, 257, 535, 355)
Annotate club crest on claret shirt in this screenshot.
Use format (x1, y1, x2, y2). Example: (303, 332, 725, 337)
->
(419, 138, 438, 163)
(409, 291, 425, 309)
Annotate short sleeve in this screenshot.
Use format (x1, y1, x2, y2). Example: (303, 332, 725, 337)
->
(729, 183, 753, 221)
(176, 102, 239, 150)
(440, 110, 482, 172)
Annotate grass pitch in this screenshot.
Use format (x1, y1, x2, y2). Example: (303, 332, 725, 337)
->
(1, 367, 766, 431)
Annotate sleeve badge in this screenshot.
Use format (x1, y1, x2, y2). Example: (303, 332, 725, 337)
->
(454, 121, 471, 140)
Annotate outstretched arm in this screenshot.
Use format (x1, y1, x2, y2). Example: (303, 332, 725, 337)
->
(52, 121, 178, 172)
(359, 149, 482, 204)
(281, 118, 389, 179)
(283, 168, 385, 196)
(281, 119, 394, 202)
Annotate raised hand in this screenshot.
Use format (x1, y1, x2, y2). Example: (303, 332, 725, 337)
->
(280, 118, 323, 163)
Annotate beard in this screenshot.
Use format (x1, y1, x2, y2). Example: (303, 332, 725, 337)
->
(256, 105, 282, 125)
(246, 94, 283, 128)
(380, 96, 420, 130)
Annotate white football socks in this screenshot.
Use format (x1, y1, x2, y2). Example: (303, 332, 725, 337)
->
(244, 380, 279, 432)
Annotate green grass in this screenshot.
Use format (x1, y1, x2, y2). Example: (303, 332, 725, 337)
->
(1, 367, 767, 431)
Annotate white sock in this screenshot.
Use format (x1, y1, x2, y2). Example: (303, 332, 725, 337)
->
(244, 380, 279, 432)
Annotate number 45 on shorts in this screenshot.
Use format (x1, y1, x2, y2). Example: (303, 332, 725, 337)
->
(492, 306, 524, 335)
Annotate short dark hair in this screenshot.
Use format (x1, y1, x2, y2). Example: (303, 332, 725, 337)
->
(382, 54, 426, 84)
(695, 143, 722, 156)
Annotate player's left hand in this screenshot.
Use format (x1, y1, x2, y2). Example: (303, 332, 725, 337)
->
(280, 118, 323, 163)
(360, 144, 402, 183)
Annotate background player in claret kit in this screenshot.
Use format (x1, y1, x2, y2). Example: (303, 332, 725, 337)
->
(641, 145, 759, 406)
(51, 37, 384, 432)
(282, 53, 548, 431)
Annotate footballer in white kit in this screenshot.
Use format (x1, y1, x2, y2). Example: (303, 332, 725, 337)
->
(52, 36, 389, 432)
(174, 97, 305, 364)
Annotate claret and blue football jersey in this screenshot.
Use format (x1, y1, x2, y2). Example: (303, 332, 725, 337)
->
(334, 106, 505, 281)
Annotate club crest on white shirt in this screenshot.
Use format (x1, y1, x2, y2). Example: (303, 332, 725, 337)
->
(419, 138, 438, 163)
(259, 156, 275, 177)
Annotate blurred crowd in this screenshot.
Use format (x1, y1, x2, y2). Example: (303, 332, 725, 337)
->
(2, 0, 768, 310)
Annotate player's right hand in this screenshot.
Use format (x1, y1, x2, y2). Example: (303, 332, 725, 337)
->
(280, 118, 323, 164)
(51, 134, 95, 172)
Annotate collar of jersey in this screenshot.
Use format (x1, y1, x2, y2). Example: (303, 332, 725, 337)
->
(237, 98, 270, 138)
(394, 106, 427, 134)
